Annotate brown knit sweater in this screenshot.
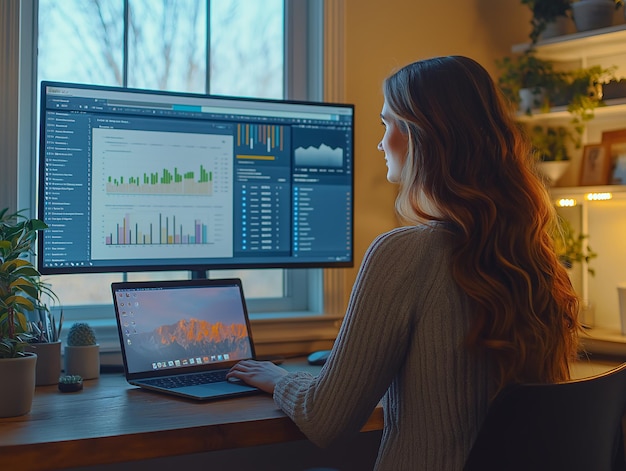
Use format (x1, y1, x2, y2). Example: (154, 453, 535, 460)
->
(274, 224, 492, 470)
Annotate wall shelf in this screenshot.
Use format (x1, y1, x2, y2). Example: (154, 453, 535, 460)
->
(582, 327, 626, 356)
(512, 24, 626, 61)
(512, 24, 626, 358)
(550, 184, 626, 197)
(516, 97, 626, 123)
(550, 185, 626, 357)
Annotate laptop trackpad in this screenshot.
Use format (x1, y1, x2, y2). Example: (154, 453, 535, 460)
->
(175, 382, 258, 398)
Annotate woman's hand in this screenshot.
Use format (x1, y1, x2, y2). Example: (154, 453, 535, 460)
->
(227, 360, 288, 394)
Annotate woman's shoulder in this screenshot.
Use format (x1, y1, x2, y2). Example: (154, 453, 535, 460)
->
(357, 222, 457, 285)
(362, 222, 455, 266)
(373, 222, 454, 248)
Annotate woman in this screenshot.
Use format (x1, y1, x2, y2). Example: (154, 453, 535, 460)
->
(227, 56, 580, 470)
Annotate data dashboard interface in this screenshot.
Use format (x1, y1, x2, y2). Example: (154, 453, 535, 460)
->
(38, 82, 354, 274)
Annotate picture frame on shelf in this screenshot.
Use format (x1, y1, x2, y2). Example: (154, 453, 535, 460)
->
(602, 129, 626, 185)
(579, 143, 610, 186)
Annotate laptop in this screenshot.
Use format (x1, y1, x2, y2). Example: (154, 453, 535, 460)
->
(111, 277, 260, 401)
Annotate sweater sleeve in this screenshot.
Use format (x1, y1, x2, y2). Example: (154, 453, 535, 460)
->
(273, 226, 439, 448)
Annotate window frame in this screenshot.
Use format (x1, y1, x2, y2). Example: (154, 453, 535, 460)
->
(3, 0, 348, 357)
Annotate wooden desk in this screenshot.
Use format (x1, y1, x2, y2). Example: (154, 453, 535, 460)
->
(0, 360, 383, 470)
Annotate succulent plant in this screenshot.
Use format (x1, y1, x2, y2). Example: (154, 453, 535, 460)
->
(66, 322, 97, 346)
(58, 374, 83, 393)
(59, 374, 83, 384)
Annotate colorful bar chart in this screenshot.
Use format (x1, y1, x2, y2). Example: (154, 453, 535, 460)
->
(105, 213, 209, 246)
(237, 124, 284, 152)
(106, 165, 213, 195)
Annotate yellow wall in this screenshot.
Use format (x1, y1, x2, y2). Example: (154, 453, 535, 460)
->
(341, 0, 532, 299)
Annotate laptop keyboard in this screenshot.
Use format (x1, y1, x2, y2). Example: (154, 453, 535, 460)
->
(142, 370, 228, 389)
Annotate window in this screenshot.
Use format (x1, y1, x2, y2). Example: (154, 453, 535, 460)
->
(36, 0, 298, 310)
(2, 0, 346, 356)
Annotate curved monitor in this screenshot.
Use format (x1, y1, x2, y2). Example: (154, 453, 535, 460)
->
(37, 82, 354, 275)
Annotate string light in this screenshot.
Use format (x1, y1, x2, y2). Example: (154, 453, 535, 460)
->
(556, 198, 577, 207)
(585, 192, 613, 201)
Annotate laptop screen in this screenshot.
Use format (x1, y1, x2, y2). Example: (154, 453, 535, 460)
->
(112, 278, 255, 376)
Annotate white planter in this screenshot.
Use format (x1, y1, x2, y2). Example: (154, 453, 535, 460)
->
(64, 344, 100, 379)
(0, 352, 37, 417)
(541, 16, 576, 39)
(519, 87, 547, 115)
(25, 341, 62, 386)
(538, 160, 570, 185)
(572, 0, 615, 32)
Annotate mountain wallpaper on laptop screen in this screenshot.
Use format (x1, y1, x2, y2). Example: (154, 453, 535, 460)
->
(125, 318, 252, 371)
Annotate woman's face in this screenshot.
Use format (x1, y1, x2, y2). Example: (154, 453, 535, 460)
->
(378, 102, 408, 183)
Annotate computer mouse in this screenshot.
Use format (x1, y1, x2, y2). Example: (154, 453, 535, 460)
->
(307, 349, 331, 366)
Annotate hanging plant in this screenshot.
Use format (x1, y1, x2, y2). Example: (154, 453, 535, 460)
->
(565, 65, 617, 147)
(528, 124, 573, 161)
(521, 0, 573, 46)
(496, 52, 560, 112)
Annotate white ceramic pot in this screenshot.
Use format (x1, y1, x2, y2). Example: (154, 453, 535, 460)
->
(25, 341, 62, 386)
(538, 160, 571, 185)
(64, 344, 100, 379)
(0, 352, 37, 417)
(541, 15, 576, 40)
(519, 87, 547, 114)
(572, 0, 615, 32)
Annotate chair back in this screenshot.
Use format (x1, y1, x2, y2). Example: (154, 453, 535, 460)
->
(464, 362, 626, 471)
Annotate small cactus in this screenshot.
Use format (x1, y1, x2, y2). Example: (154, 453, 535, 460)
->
(66, 322, 97, 346)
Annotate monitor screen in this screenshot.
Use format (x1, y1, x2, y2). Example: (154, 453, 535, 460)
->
(38, 82, 354, 275)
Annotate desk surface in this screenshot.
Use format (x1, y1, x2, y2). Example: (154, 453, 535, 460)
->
(0, 360, 383, 470)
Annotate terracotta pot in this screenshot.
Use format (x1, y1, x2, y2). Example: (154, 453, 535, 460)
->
(0, 352, 37, 417)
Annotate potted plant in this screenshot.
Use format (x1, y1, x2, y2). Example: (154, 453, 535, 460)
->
(25, 308, 63, 386)
(571, 0, 623, 32)
(552, 216, 598, 274)
(529, 125, 574, 183)
(522, 0, 573, 44)
(0, 208, 54, 417)
(551, 215, 598, 326)
(496, 52, 560, 114)
(64, 322, 99, 379)
(562, 64, 617, 146)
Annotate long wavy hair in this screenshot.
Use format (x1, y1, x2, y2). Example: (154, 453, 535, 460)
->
(382, 56, 580, 392)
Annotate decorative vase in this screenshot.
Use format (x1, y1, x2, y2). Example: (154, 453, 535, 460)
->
(538, 160, 571, 185)
(0, 352, 37, 417)
(64, 344, 100, 379)
(572, 0, 615, 32)
(25, 341, 62, 386)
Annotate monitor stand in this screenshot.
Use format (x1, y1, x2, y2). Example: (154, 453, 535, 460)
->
(190, 270, 208, 280)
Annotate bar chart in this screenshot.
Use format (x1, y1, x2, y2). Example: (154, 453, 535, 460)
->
(237, 123, 284, 153)
(105, 213, 210, 245)
(106, 165, 214, 196)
